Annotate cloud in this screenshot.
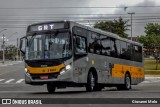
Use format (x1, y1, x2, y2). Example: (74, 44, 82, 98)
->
(114, 0, 159, 36)
(0, 0, 92, 45)
(1, 0, 159, 46)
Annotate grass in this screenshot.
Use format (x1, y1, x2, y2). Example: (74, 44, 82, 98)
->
(144, 58, 160, 75)
(145, 70, 160, 75)
(144, 60, 160, 70)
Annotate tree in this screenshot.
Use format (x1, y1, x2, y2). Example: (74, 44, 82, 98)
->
(145, 23, 160, 36)
(138, 23, 160, 49)
(138, 34, 157, 49)
(94, 17, 129, 38)
(0, 45, 17, 60)
(138, 23, 160, 70)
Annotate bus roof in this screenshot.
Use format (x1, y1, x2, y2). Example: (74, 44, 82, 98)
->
(28, 20, 143, 46)
(70, 21, 142, 46)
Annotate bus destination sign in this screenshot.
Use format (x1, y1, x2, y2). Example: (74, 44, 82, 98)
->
(28, 22, 66, 32)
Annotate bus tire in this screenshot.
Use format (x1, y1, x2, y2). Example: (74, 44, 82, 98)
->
(124, 73, 131, 90)
(94, 85, 102, 91)
(86, 71, 96, 92)
(117, 73, 131, 90)
(47, 83, 56, 93)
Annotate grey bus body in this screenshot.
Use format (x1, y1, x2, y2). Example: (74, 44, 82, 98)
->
(20, 21, 144, 92)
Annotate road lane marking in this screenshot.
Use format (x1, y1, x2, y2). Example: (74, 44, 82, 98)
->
(16, 79, 24, 83)
(0, 79, 5, 82)
(5, 79, 15, 83)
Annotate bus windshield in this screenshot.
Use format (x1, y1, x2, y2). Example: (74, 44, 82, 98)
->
(27, 32, 72, 60)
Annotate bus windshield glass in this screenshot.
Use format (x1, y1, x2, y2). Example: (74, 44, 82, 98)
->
(27, 32, 72, 60)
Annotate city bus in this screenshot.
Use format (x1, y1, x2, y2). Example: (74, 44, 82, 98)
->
(20, 21, 144, 93)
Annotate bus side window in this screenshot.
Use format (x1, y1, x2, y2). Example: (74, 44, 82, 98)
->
(126, 43, 132, 60)
(138, 46, 142, 62)
(110, 38, 117, 57)
(133, 45, 142, 62)
(89, 32, 101, 54)
(75, 36, 87, 54)
(120, 41, 127, 59)
(88, 31, 94, 53)
(115, 40, 121, 58)
(101, 37, 111, 56)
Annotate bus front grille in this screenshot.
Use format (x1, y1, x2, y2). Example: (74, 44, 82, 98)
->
(30, 73, 59, 80)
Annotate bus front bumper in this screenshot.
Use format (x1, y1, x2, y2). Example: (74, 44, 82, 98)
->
(25, 70, 73, 85)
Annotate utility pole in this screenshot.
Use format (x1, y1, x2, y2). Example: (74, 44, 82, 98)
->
(17, 38, 19, 61)
(20, 49, 22, 61)
(2, 34, 5, 64)
(128, 12, 135, 41)
(0, 29, 7, 64)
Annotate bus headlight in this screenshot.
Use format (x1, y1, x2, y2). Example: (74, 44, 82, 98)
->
(25, 68, 28, 72)
(60, 69, 66, 75)
(25, 68, 30, 76)
(66, 65, 71, 70)
(60, 64, 72, 75)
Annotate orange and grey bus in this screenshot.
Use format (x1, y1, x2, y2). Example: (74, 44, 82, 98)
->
(20, 21, 144, 93)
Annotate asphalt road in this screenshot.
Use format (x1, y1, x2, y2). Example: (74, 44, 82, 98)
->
(0, 62, 160, 106)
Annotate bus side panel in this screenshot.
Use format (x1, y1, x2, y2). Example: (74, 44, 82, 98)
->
(105, 57, 124, 84)
(73, 56, 89, 83)
(73, 53, 109, 84)
(110, 59, 144, 85)
(88, 53, 108, 83)
(131, 62, 144, 85)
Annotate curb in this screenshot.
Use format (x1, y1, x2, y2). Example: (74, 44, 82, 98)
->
(145, 75, 160, 79)
(145, 77, 160, 80)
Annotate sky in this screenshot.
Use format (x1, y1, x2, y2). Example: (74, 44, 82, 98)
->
(0, 0, 160, 46)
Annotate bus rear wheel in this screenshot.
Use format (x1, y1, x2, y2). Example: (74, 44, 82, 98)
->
(125, 74, 131, 90)
(86, 71, 96, 92)
(47, 83, 56, 93)
(117, 73, 131, 90)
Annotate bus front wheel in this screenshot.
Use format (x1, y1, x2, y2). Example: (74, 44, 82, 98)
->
(47, 83, 56, 93)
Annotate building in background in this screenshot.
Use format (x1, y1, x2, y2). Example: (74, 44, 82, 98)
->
(128, 36, 139, 42)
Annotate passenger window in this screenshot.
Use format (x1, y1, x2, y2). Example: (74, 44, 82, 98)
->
(115, 40, 120, 57)
(101, 37, 111, 56)
(120, 41, 127, 59)
(74, 36, 87, 54)
(110, 38, 117, 57)
(100, 36, 119, 58)
(133, 45, 142, 62)
(126, 43, 132, 60)
(138, 46, 142, 62)
(89, 32, 101, 54)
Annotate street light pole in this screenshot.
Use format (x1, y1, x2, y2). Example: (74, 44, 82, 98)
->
(128, 12, 135, 41)
(2, 34, 5, 64)
(17, 38, 19, 61)
(0, 29, 7, 64)
(7, 32, 18, 61)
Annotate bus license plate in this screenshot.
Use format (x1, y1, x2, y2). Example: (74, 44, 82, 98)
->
(40, 75, 48, 79)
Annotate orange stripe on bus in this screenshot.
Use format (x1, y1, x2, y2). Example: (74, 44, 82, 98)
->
(112, 64, 144, 78)
(26, 64, 65, 74)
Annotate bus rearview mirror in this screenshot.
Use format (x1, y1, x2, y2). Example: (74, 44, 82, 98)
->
(20, 37, 26, 54)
